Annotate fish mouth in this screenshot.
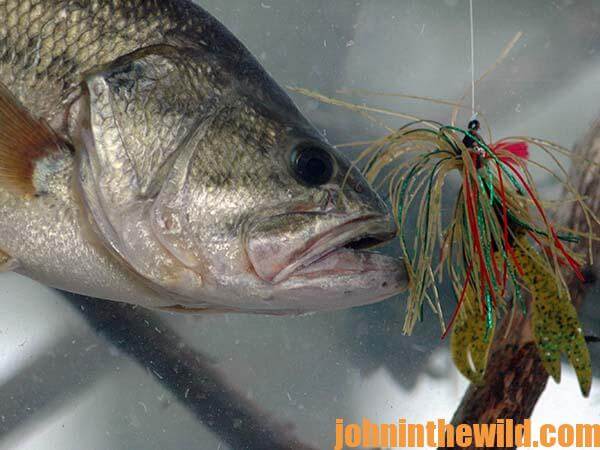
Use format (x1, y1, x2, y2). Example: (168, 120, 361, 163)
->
(269, 215, 399, 285)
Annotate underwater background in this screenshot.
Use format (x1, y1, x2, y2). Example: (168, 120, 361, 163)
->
(1, 1, 600, 449)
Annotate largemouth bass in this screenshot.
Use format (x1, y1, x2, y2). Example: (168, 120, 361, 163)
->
(0, 0, 407, 314)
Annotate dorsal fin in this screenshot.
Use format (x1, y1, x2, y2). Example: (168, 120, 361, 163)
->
(0, 82, 65, 195)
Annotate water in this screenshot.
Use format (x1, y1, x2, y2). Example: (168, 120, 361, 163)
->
(2, 1, 600, 449)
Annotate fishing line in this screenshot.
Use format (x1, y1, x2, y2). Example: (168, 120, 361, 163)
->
(469, 0, 476, 116)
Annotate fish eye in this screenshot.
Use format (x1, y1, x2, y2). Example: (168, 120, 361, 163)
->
(291, 145, 334, 186)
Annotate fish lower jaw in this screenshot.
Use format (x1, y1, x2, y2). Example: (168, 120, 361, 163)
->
(265, 249, 408, 312)
(290, 247, 395, 279)
(256, 216, 397, 285)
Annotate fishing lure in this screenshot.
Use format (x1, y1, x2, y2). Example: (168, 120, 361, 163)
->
(360, 118, 595, 396)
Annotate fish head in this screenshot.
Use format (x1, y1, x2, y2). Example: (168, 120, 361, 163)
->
(164, 106, 407, 313)
(75, 45, 407, 313)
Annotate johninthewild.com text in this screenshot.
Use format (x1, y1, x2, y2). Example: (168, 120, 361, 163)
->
(334, 418, 600, 449)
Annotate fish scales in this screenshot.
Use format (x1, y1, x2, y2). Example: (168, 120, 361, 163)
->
(1, 0, 246, 124)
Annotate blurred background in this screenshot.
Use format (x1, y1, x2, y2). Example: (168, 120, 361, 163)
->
(2, 1, 600, 449)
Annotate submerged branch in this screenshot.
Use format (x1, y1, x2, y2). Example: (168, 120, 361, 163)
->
(63, 293, 319, 450)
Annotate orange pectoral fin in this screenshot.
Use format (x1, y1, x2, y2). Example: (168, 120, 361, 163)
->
(0, 248, 17, 272)
(0, 82, 67, 196)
